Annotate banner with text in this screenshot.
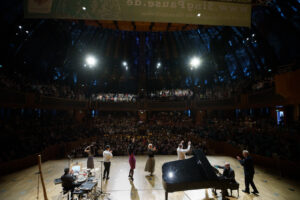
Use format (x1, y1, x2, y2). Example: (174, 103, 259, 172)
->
(25, 0, 252, 27)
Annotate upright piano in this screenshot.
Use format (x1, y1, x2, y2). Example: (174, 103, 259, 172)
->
(162, 149, 238, 200)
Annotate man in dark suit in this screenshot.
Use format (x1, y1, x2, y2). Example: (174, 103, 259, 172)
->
(216, 162, 237, 196)
(237, 150, 259, 195)
(61, 168, 80, 196)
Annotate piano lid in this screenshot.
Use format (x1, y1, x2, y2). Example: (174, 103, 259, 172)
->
(162, 149, 218, 185)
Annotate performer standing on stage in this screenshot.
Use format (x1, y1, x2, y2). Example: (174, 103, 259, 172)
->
(144, 143, 156, 176)
(128, 137, 136, 181)
(84, 144, 94, 169)
(177, 140, 191, 160)
(103, 145, 113, 180)
(237, 150, 259, 195)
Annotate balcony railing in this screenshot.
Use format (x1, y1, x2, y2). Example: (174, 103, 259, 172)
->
(0, 87, 288, 111)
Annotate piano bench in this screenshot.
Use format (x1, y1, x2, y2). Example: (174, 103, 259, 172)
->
(213, 183, 239, 198)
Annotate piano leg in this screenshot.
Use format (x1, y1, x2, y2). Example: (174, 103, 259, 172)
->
(165, 191, 168, 200)
(221, 190, 228, 200)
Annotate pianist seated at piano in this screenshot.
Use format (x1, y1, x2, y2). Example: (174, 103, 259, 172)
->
(162, 149, 239, 200)
(214, 162, 237, 196)
(61, 168, 81, 197)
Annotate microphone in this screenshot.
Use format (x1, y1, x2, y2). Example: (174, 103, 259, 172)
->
(67, 155, 73, 160)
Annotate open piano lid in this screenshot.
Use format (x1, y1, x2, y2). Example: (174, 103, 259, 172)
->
(162, 149, 219, 192)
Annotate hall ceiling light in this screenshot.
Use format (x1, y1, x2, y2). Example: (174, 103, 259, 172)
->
(190, 57, 201, 69)
(157, 62, 161, 69)
(85, 55, 97, 68)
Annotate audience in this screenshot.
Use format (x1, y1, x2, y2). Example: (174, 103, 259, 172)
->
(0, 71, 87, 100)
(0, 110, 299, 164)
(0, 70, 274, 102)
(91, 93, 137, 103)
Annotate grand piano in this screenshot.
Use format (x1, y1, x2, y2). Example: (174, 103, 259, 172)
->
(162, 149, 239, 200)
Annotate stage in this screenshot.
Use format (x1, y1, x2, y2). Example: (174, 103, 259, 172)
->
(0, 155, 299, 200)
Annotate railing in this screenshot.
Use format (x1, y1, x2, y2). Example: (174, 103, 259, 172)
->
(0, 89, 88, 110)
(0, 87, 288, 111)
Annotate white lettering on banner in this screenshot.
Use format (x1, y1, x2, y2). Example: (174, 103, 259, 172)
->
(178, 0, 185, 8)
(187, 3, 193, 11)
(162, 1, 169, 8)
(25, 0, 251, 27)
(135, 0, 142, 6)
(126, 0, 247, 13)
(148, 1, 154, 7)
(127, 0, 133, 6)
(170, 2, 177, 8)
(155, 1, 161, 7)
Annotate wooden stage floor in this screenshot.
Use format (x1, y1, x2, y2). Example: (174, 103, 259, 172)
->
(0, 155, 299, 200)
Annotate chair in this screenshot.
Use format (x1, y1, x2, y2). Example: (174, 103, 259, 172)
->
(213, 182, 239, 198)
(229, 182, 239, 197)
(61, 188, 72, 200)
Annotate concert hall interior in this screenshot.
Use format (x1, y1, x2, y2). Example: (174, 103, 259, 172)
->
(1, 0, 300, 200)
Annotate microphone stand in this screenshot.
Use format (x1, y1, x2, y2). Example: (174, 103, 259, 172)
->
(67, 155, 73, 167)
(35, 171, 40, 200)
(96, 160, 110, 197)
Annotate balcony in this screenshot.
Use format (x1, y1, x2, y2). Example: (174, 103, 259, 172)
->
(0, 87, 289, 111)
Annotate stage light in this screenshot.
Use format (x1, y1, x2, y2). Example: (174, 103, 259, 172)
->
(197, 13, 201, 17)
(18, 25, 22, 29)
(85, 55, 97, 68)
(168, 172, 174, 178)
(157, 62, 161, 69)
(25, 30, 29, 34)
(82, 6, 86, 11)
(190, 57, 201, 69)
(122, 61, 127, 66)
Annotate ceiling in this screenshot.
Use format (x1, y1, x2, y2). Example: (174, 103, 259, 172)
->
(0, 0, 299, 92)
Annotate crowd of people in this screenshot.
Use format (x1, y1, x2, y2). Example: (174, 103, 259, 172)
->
(195, 117, 299, 160)
(91, 93, 137, 103)
(148, 89, 193, 101)
(1, 69, 275, 103)
(0, 109, 298, 164)
(0, 71, 88, 100)
(0, 110, 94, 162)
(69, 112, 206, 158)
